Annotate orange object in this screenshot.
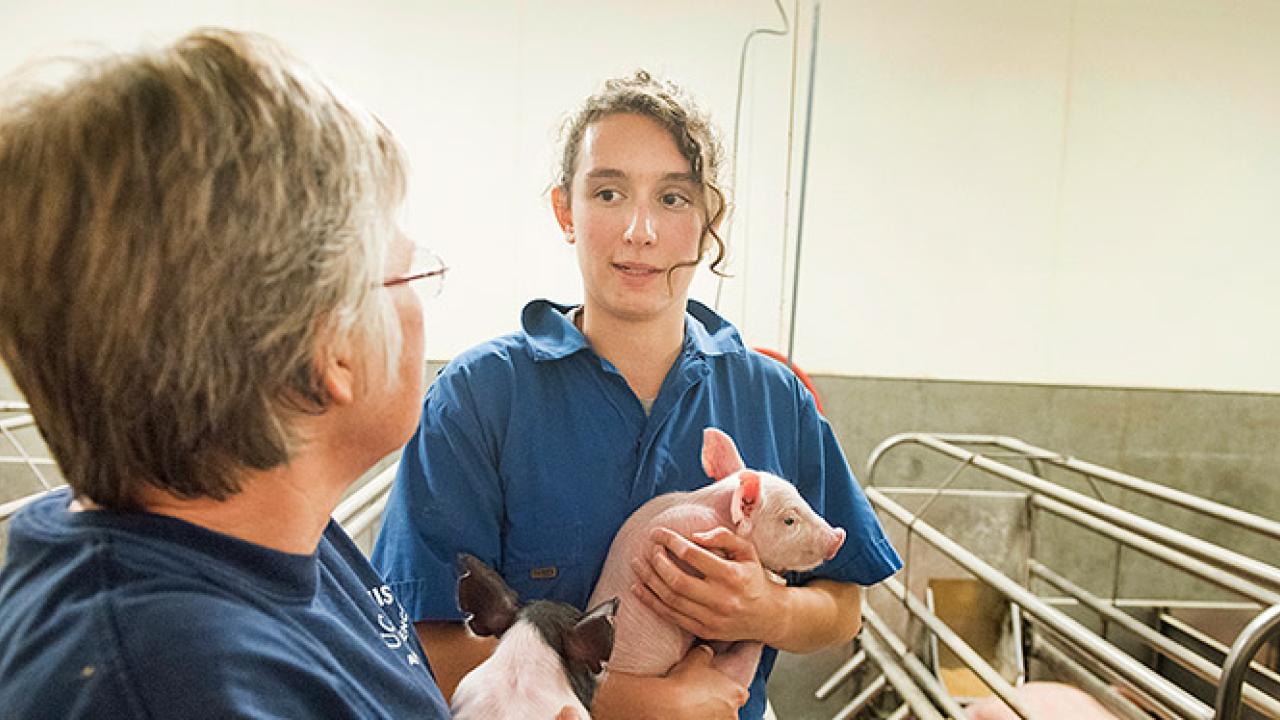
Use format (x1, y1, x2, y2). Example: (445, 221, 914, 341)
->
(752, 347, 824, 415)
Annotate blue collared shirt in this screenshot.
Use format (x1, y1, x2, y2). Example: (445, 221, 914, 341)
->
(372, 299, 901, 719)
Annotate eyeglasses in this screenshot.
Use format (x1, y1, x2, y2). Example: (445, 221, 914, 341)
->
(382, 245, 448, 299)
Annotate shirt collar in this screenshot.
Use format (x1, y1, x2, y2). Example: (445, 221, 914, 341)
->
(522, 298, 744, 362)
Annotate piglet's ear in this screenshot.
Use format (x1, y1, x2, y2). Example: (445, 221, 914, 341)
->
(457, 554, 519, 638)
(566, 597, 619, 674)
(730, 471, 762, 533)
(702, 427, 746, 481)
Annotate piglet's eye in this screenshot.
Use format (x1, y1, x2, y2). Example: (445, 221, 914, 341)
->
(784, 517, 795, 526)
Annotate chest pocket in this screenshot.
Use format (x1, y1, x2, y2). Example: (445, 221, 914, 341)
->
(498, 433, 648, 604)
(500, 515, 585, 603)
(498, 453, 619, 605)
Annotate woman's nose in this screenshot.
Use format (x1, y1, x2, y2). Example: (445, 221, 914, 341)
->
(622, 205, 657, 245)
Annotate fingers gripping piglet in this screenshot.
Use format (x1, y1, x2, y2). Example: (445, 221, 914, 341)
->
(450, 554, 619, 720)
(587, 427, 846, 687)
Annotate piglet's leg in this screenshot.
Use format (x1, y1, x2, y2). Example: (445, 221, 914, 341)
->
(710, 640, 764, 687)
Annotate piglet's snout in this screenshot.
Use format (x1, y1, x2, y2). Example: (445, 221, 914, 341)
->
(824, 528, 846, 561)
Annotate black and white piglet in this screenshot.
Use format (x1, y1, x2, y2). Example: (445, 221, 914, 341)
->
(450, 554, 619, 720)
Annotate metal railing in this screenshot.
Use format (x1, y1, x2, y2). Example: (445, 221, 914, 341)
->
(0, 409, 53, 491)
(814, 433, 1280, 720)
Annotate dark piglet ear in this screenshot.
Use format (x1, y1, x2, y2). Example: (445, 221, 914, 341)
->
(456, 554, 519, 638)
(565, 597, 619, 674)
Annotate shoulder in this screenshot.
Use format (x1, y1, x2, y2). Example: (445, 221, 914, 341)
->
(685, 300, 804, 389)
(707, 345, 810, 412)
(435, 299, 580, 387)
(110, 592, 341, 716)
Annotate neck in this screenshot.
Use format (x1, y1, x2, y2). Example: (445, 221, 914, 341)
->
(579, 302, 686, 401)
(128, 444, 363, 556)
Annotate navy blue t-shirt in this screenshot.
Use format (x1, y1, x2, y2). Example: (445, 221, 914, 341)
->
(0, 489, 450, 719)
(372, 299, 902, 719)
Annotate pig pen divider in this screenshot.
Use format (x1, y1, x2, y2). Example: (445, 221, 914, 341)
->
(815, 433, 1280, 720)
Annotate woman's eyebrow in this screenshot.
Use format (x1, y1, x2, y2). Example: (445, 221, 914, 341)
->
(583, 169, 697, 183)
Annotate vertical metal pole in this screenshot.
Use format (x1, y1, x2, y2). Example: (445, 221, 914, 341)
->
(786, 1, 820, 367)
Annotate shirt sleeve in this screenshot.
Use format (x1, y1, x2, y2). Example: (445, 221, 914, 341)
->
(371, 361, 506, 622)
(790, 380, 903, 587)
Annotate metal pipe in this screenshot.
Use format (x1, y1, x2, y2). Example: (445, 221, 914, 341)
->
(785, 0, 820, 366)
(1158, 613, 1280, 687)
(0, 401, 30, 411)
(877, 578, 1032, 719)
(0, 489, 53, 523)
(342, 494, 390, 540)
(868, 433, 1280, 592)
(884, 704, 911, 720)
(814, 649, 866, 700)
(831, 674, 886, 720)
(1028, 632, 1169, 720)
(1216, 604, 1280, 720)
(0, 415, 52, 489)
(874, 432, 1280, 544)
(867, 487, 1212, 719)
(333, 466, 397, 527)
(859, 625, 946, 720)
(0, 414, 34, 431)
(863, 607, 968, 720)
(1030, 561, 1280, 719)
(1032, 495, 1280, 607)
(992, 436, 1280, 544)
(0, 456, 55, 465)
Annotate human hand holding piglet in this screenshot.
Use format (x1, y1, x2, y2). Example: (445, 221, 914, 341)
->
(591, 643, 748, 720)
(632, 525, 790, 647)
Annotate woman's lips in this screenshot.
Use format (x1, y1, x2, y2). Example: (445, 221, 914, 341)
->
(612, 262, 663, 277)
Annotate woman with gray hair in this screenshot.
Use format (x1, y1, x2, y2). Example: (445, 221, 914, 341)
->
(0, 29, 451, 718)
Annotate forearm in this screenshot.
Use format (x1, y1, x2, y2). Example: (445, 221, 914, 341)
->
(415, 621, 498, 703)
(766, 579, 863, 653)
(592, 672, 678, 720)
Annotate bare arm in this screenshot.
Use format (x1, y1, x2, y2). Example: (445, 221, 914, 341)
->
(414, 621, 498, 703)
(769, 578, 862, 652)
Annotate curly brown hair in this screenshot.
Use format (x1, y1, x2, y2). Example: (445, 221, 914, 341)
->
(556, 70, 729, 278)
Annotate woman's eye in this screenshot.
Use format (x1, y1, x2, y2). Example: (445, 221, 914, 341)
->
(595, 189, 621, 203)
(660, 193, 690, 208)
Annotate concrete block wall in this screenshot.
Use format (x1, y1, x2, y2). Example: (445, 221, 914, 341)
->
(812, 374, 1280, 601)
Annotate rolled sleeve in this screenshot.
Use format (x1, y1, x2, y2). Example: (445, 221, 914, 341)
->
(791, 383, 902, 587)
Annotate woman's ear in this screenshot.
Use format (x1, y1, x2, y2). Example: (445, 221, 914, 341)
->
(551, 186, 574, 243)
(318, 338, 357, 407)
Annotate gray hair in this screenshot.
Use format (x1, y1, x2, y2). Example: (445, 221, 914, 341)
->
(0, 28, 407, 509)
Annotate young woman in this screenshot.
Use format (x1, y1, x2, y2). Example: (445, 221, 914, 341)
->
(372, 71, 901, 720)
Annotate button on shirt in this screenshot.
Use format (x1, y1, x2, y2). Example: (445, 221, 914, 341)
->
(372, 299, 902, 720)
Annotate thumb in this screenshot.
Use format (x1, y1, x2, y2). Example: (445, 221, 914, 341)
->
(554, 707, 580, 720)
(677, 643, 716, 670)
(692, 526, 758, 561)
